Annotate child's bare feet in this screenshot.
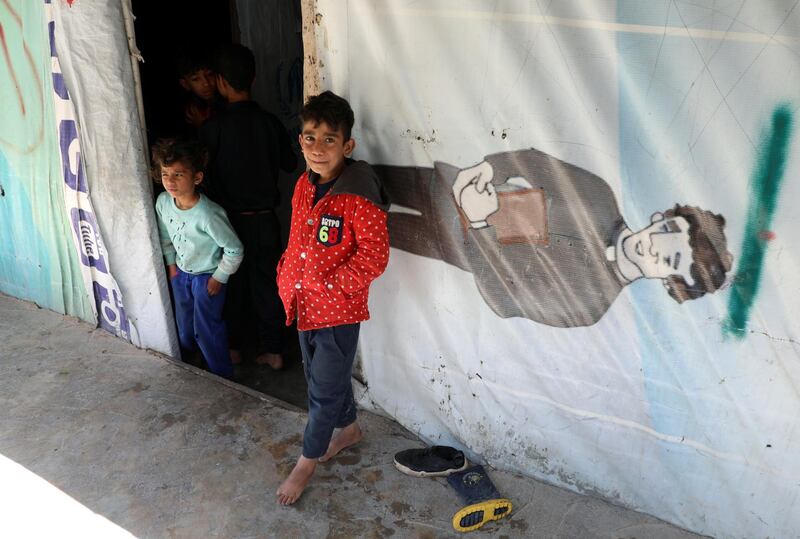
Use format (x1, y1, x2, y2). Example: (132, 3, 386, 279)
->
(319, 422, 363, 463)
(277, 456, 316, 505)
(255, 352, 283, 370)
(230, 349, 242, 365)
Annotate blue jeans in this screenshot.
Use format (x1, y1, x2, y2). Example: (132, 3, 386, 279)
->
(172, 269, 233, 378)
(299, 323, 360, 459)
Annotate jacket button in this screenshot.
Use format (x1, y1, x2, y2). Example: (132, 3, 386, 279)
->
(300, 252, 306, 259)
(295, 283, 302, 289)
(307, 219, 314, 225)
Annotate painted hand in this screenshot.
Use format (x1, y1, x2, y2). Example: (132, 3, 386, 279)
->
(452, 161, 498, 228)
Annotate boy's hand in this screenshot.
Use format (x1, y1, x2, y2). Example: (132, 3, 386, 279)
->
(185, 103, 211, 128)
(207, 277, 223, 296)
(168, 264, 178, 280)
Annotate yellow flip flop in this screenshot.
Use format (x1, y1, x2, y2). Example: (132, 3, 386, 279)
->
(452, 498, 513, 532)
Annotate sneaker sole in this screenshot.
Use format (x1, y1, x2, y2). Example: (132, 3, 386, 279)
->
(451, 498, 513, 532)
(393, 458, 469, 478)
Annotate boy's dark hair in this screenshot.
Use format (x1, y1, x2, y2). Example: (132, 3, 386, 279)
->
(150, 138, 208, 182)
(212, 44, 255, 91)
(175, 49, 212, 79)
(662, 204, 733, 303)
(301, 91, 355, 140)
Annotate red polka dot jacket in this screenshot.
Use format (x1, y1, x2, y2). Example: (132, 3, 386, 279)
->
(277, 160, 390, 331)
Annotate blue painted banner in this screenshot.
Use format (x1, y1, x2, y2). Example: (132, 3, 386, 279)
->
(44, 0, 137, 343)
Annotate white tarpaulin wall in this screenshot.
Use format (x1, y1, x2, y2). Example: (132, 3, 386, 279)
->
(50, 0, 178, 356)
(311, 2, 800, 538)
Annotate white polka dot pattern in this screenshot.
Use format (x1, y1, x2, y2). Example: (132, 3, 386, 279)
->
(276, 171, 390, 331)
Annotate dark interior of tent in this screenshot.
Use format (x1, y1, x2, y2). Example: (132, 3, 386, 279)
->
(132, 0, 308, 407)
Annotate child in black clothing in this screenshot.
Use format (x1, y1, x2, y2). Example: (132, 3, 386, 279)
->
(199, 44, 297, 368)
(176, 51, 221, 129)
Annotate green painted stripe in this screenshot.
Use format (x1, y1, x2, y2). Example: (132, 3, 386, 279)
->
(724, 104, 794, 339)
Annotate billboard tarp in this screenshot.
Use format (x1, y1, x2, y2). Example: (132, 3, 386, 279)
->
(311, 2, 800, 538)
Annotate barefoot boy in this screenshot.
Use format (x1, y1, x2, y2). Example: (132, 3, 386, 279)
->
(276, 91, 390, 505)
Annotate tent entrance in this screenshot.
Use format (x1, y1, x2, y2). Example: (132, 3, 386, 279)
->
(132, 0, 308, 409)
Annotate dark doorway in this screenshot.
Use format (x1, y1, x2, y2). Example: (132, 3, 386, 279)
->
(132, 0, 233, 143)
(132, 0, 307, 409)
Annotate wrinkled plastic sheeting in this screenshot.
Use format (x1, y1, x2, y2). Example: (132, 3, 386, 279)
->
(312, 2, 800, 538)
(235, 0, 306, 244)
(0, 0, 94, 321)
(51, 0, 178, 356)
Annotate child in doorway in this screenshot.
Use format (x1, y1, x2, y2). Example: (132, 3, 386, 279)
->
(199, 44, 297, 369)
(275, 91, 390, 505)
(153, 138, 244, 379)
(176, 50, 221, 130)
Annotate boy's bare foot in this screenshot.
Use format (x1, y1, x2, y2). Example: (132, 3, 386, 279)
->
(319, 422, 363, 463)
(255, 352, 283, 370)
(277, 456, 316, 505)
(230, 349, 242, 365)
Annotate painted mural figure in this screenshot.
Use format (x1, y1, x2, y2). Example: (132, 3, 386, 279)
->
(377, 148, 733, 327)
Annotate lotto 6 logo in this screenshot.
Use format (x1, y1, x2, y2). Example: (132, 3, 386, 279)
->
(318, 225, 338, 243)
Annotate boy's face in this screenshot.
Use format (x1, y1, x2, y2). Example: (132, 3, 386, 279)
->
(299, 120, 355, 182)
(160, 161, 202, 200)
(180, 68, 216, 101)
(621, 214, 695, 285)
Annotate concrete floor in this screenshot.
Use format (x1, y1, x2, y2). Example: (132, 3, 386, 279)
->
(0, 293, 708, 539)
(229, 329, 309, 410)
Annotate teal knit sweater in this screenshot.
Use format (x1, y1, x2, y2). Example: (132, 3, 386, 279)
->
(156, 193, 244, 283)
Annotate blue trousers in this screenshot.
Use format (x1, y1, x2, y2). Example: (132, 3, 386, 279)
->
(299, 323, 360, 459)
(172, 269, 233, 378)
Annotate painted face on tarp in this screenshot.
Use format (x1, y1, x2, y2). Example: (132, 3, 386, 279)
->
(622, 214, 695, 285)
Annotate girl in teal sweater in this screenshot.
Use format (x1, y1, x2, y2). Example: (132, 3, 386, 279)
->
(153, 138, 243, 377)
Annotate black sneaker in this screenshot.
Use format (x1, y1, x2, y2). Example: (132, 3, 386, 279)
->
(393, 445, 469, 477)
